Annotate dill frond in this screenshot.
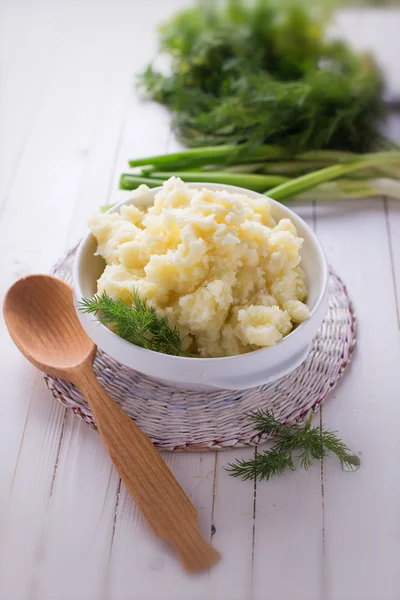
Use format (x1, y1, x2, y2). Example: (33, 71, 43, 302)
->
(79, 290, 183, 356)
(228, 410, 359, 481)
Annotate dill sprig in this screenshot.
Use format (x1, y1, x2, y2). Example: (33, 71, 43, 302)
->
(228, 410, 359, 481)
(79, 290, 184, 356)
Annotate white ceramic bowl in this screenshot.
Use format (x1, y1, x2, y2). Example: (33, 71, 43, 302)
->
(73, 183, 329, 391)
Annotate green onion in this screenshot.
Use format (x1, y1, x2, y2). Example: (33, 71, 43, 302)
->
(297, 150, 358, 162)
(203, 161, 332, 175)
(148, 171, 289, 192)
(260, 160, 336, 175)
(128, 145, 288, 170)
(199, 163, 267, 174)
(265, 152, 400, 200)
(100, 204, 115, 213)
(119, 175, 164, 191)
(298, 179, 400, 202)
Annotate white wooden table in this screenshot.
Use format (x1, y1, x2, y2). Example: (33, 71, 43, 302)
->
(1, 2, 400, 599)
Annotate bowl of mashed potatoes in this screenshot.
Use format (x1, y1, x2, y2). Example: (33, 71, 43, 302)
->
(73, 178, 328, 390)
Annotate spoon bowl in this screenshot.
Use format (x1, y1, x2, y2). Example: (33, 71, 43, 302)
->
(4, 275, 95, 380)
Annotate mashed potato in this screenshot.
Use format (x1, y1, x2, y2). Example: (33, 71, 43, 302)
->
(89, 177, 309, 357)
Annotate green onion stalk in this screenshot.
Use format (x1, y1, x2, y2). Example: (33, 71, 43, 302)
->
(148, 171, 288, 192)
(119, 175, 165, 190)
(265, 152, 400, 201)
(120, 171, 287, 193)
(128, 145, 289, 170)
(297, 179, 400, 202)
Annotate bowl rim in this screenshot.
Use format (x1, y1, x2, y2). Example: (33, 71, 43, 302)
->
(73, 182, 329, 363)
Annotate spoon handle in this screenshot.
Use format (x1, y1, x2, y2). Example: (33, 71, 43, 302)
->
(77, 365, 220, 573)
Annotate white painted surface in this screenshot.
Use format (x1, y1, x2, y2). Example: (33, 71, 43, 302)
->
(1, 3, 399, 599)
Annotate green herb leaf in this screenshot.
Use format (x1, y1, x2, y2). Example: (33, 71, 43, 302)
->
(79, 290, 184, 356)
(228, 410, 359, 481)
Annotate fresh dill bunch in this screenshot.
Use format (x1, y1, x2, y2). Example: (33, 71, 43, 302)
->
(228, 410, 360, 481)
(139, 0, 385, 154)
(79, 290, 184, 356)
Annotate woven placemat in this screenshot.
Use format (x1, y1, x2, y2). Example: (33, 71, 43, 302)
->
(44, 245, 356, 451)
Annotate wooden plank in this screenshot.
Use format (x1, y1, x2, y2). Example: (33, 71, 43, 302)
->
(251, 201, 324, 600)
(253, 461, 323, 600)
(207, 449, 255, 600)
(108, 451, 216, 600)
(0, 377, 66, 600)
(385, 113, 400, 329)
(315, 198, 400, 600)
(0, 0, 68, 211)
(34, 413, 120, 600)
(387, 198, 400, 329)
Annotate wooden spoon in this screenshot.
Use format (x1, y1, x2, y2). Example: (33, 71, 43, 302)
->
(3, 274, 220, 573)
